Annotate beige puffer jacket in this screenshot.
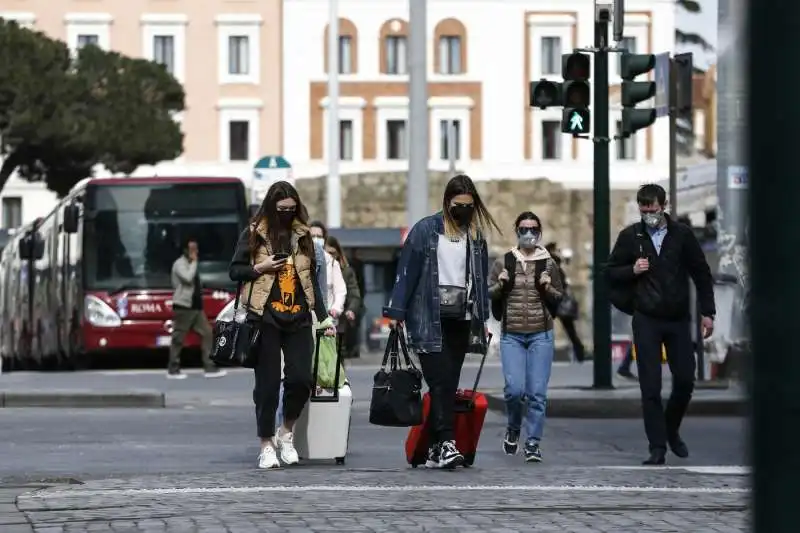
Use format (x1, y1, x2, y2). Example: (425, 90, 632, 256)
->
(488, 246, 564, 334)
(242, 219, 318, 316)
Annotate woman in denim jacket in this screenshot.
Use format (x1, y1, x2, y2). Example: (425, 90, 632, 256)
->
(383, 174, 500, 469)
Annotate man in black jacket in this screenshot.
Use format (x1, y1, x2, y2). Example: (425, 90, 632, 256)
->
(607, 184, 715, 465)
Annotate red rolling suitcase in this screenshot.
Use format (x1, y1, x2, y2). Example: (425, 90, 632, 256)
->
(405, 340, 491, 468)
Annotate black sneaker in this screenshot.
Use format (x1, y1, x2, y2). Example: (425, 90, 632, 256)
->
(424, 443, 441, 468)
(617, 369, 638, 381)
(438, 440, 465, 469)
(503, 429, 520, 455)
(524, 440, 543, 463)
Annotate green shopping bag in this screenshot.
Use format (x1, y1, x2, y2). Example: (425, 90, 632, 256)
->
(315, 334, 346, 389)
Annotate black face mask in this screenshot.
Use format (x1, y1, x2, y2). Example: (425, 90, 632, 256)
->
(275, 211, 295, 228)
(449, 205, 475, 227)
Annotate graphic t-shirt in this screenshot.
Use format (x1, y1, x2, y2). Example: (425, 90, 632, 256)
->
(265, 255, 310, 329)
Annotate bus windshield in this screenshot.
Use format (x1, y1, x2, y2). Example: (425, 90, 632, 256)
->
(84, 182, 246, 292)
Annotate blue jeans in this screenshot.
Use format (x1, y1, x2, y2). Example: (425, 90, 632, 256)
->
(500, 329, 555, 443)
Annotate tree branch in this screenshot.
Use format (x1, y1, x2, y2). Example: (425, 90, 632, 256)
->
(0, 150, 23, 192)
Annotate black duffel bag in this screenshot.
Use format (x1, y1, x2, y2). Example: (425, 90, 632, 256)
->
(211, 282, 259, 368)
(369, 323, 423, 427)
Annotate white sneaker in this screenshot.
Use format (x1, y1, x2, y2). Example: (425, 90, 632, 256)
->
(258, 445, 280, 469)
(204, 369, 227, 378)
(276, 429, 300, 465)
(166, 371, 187, 380)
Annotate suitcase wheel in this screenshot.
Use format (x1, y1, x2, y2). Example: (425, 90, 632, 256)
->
(335, 457, 345, 465)
(411, 463, 418, 468)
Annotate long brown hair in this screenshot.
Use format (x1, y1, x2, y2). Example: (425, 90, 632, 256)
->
(325, 235, 348, 268)
(441, 174, 501, 238)
(249, 181, 314, 259)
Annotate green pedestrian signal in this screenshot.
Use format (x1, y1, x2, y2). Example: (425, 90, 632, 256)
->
(561, 52, 591, 135)
(562, 108, 590, 134)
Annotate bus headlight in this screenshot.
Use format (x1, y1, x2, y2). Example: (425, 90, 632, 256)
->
(84, 295, 122, 327)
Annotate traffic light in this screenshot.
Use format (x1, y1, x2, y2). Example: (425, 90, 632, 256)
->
(620, 53, 656, 136)
(561, 52, 591, 134)
(529, 80, 562, 109)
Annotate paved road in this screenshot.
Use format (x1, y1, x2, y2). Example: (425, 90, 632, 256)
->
(1, 363, 749, 531)
(3, 403, 747, 531)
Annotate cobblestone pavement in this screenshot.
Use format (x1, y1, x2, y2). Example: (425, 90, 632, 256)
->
(14, 466, 748, 532)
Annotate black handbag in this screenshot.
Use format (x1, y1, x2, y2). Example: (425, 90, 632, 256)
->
(557, 288, 579, 320)
(211, 282, 260, 368)
(369, 323, 423, 427)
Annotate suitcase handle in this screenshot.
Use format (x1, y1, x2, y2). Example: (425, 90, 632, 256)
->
(467, 333, 492, 409)
(310, 330, 344, 403)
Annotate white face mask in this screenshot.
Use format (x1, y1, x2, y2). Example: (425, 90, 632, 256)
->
(641, 212, 663, 228)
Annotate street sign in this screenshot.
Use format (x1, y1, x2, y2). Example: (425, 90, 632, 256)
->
(252, 155, 292, 205)
(562, 108, 591, 134)
(727, 165, 748, 189)
(654, 52, 670, 118)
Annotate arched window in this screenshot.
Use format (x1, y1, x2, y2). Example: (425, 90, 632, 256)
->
(379, 19, 409, 74)
(433, 18, 467, 74)
(323, 18, 358, 74)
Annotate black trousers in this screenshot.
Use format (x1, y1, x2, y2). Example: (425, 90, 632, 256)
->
(618, 344, 635, 372)
(632, 312, 696, 451)
(252, 322, 314, 439)
(559, 316, 585, 362)
(418, 319, 469, 443)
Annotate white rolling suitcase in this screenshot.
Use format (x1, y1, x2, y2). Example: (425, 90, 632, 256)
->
(292, 333, 353, 465)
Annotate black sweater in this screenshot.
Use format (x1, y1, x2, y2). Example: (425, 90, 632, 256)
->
(607, 217, 715, 321)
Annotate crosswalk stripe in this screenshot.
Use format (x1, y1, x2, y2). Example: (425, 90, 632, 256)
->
(26, 483, 748, 499)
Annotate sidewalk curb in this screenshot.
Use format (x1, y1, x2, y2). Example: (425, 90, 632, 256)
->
(485, 393, 746, 419)
(0, 390, 165, 408)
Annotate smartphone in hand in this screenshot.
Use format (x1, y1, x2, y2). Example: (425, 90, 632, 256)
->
(273, 252, 289, 261)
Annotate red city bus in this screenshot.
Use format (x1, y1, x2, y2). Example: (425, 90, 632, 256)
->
(0, 176, 248, 371)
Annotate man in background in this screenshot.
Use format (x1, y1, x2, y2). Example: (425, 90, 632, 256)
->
(168, 238, 227, 380)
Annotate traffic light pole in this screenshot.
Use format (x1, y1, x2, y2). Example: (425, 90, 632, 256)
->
(749, 0, 796, 530)
(592, 18, 613, 389)
(668, 59, 677, 214)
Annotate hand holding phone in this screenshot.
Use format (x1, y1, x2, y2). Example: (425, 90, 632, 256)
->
(254, 254, 288, 274)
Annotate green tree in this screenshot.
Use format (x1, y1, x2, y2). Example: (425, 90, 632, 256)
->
(676, 0, 714, 52)
(0, 19, 185, 198)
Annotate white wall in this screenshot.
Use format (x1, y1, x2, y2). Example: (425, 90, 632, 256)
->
(0, 176, 58, 228)
(283, 0, 677, 189)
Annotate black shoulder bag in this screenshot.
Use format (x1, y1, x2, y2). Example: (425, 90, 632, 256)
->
(369, 323, 424, 427)
(211, 281, 260, 368)
(608, 225, 648, 316)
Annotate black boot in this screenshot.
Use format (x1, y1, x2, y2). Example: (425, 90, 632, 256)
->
(643, 448, 666, 465)
(668, 435, 689, 458)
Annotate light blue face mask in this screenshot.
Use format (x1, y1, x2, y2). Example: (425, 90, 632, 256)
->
(517, 228, 541, 248)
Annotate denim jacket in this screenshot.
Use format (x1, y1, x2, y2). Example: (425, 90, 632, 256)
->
(382, 212, 490, 352)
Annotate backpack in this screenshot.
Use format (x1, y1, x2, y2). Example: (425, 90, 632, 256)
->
(490, 252, 517, 322)
(533, 259, 563, 319)
(490, 252, 563, 326)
